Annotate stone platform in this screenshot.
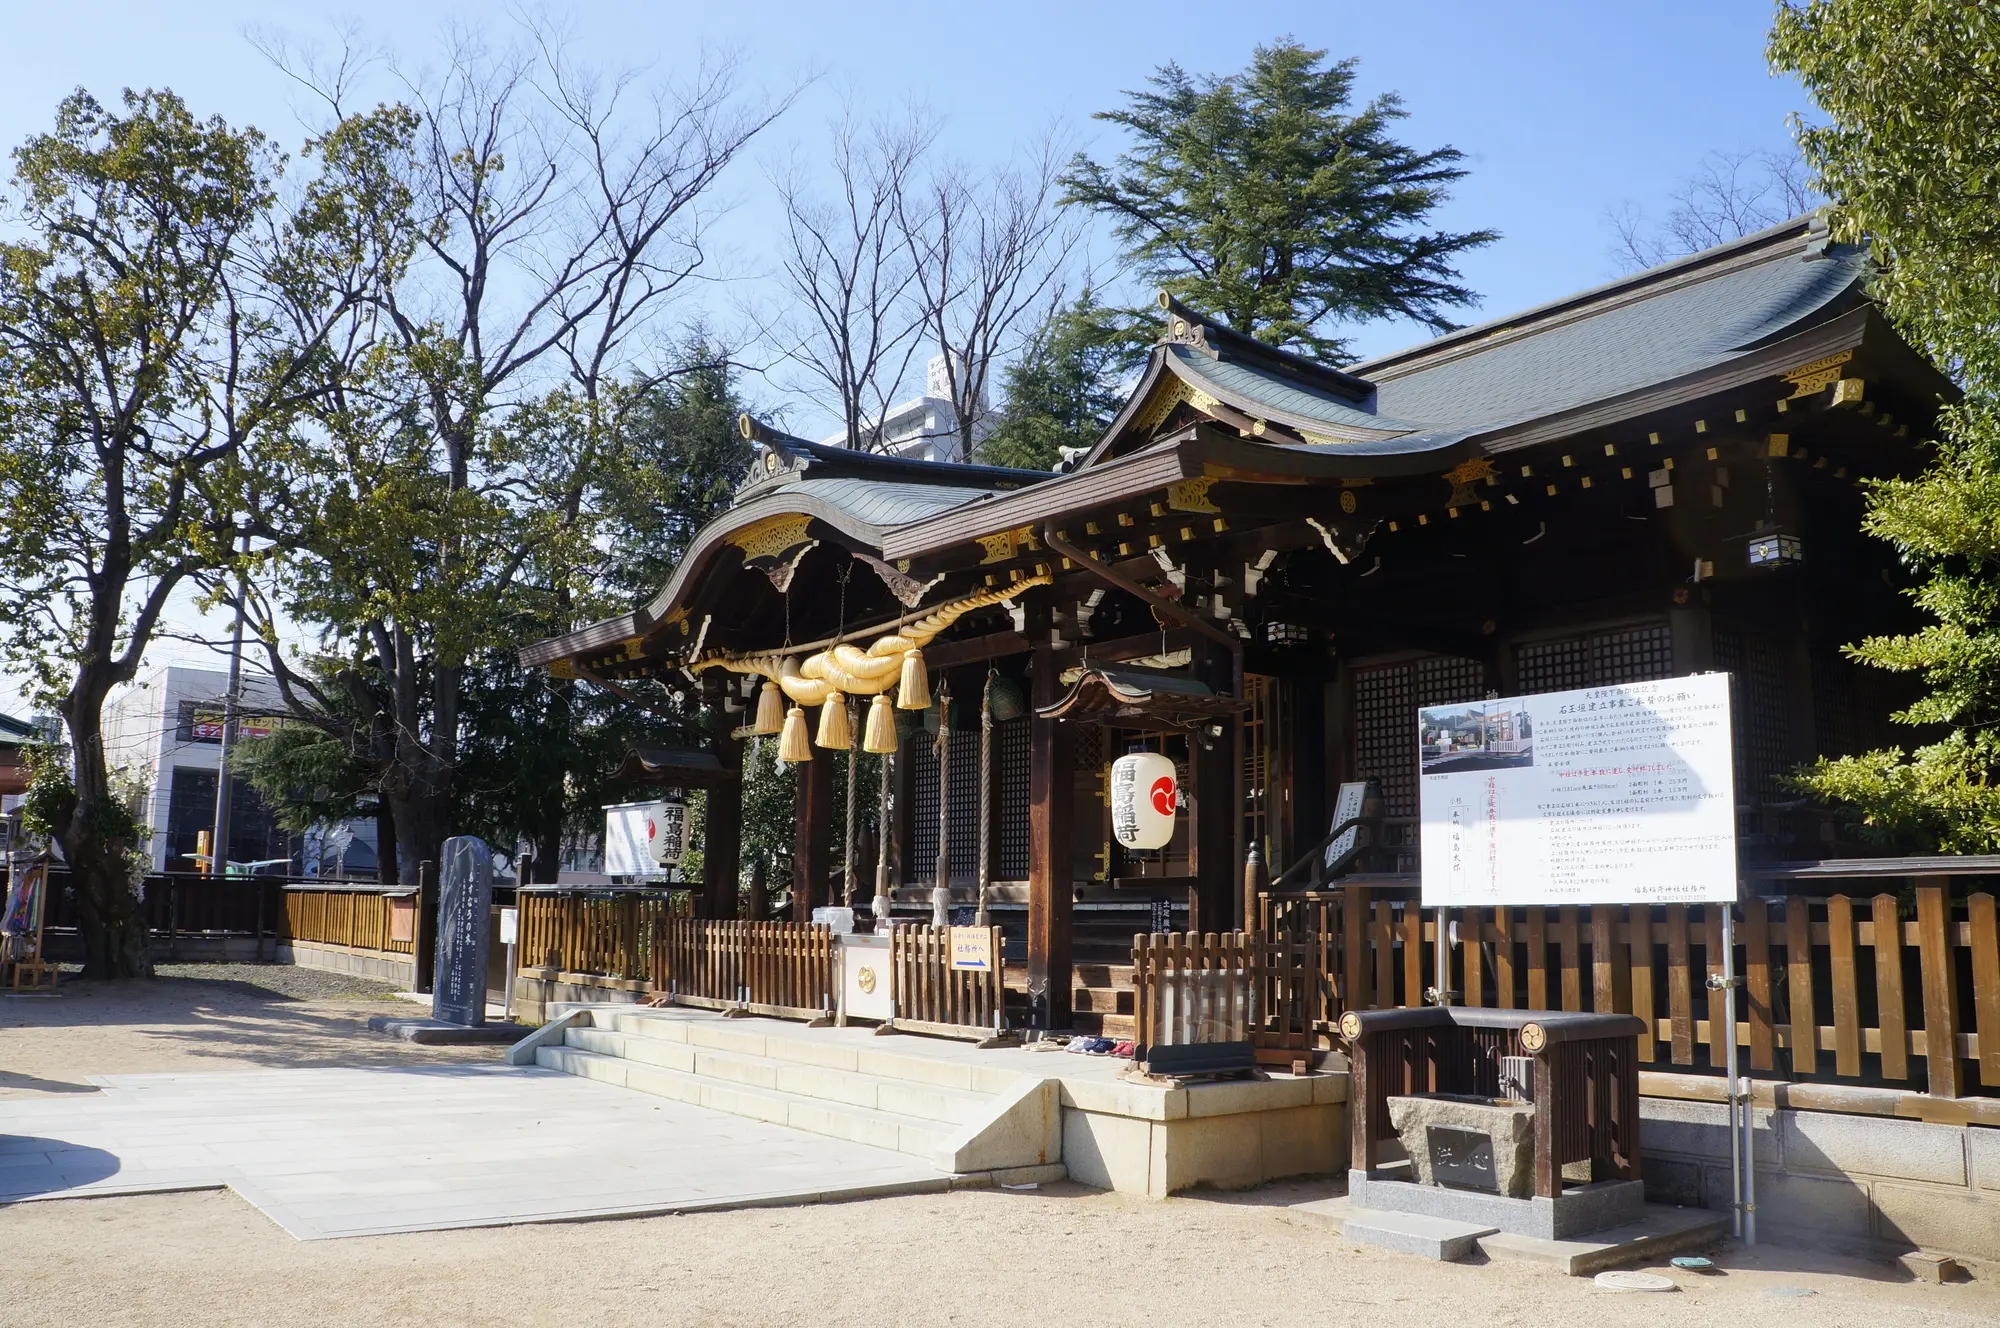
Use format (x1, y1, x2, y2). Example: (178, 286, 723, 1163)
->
(526, 1004, 1351, 1197)
(1347, 1168, 1644, 1240)
(1293, 1193, 1726, 1274)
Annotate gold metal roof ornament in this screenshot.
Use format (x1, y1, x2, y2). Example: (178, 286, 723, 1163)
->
(693, 573, 1052, 708)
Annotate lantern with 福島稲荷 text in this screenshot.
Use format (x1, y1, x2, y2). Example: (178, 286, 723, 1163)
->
(1110, 751, 1178, 850)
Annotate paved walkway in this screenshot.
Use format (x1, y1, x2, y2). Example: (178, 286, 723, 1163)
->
(0, 1063, 943, 1239)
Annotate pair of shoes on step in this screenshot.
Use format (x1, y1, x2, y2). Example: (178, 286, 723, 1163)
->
(1066, 1036, 1120, 1055)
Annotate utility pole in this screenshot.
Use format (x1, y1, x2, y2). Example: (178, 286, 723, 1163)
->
(208, 520, 249, 880)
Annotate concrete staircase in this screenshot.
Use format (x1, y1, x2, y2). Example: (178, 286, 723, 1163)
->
(531, 1008, 1063, 1180)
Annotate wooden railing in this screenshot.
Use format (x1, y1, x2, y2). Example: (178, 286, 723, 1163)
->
(1132, 932, 1255, 1053)
(887, 925, 1007, 1040)
(1259, 881, 2000, 1098)
(283, 886, 414, 953)
(1131, 930, 1321, 1066)
(651, 918, 836, 1021)
(517, 889, 686, 979)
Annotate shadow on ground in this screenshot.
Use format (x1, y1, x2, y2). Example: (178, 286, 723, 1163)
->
(0, 1137, 122, 1200)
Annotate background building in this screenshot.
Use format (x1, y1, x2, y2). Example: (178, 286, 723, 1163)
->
(819, 353, 992, 462)
(101, 665, 301, 874)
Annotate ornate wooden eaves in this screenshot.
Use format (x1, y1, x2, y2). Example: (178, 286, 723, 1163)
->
(1036, 666, 1250, 730)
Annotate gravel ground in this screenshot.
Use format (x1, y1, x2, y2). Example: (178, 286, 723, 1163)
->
(2, 967, 1996, 1327)
(0, 964, 498, 1098)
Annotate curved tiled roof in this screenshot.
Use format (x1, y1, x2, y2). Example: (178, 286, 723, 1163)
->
(1363, 237, 1870, 429)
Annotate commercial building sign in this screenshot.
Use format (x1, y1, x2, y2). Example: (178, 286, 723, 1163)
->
(1418, 673, 1736, 907)
(175, 700, 301, 744)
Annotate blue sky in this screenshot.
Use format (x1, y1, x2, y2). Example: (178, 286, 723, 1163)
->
(0, 1, 1812, 715)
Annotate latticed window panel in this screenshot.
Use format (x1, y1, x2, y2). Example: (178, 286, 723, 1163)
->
(1516, 622, 1673, 695)
(1714, 625, 1794, 802)
(907, 717, 1029, 883)
(996, 717, 1030, 879)
(1352, 655, 1488, 820)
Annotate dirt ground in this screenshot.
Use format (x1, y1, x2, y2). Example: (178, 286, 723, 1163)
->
(3, 969, 1998, 1328)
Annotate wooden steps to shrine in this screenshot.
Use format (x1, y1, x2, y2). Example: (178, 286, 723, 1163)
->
(533, 1007, 1063, 1179)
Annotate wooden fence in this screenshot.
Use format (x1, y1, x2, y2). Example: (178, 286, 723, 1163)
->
(517, 890, 686, 979)
(283, 887, 414, 953)
(1257, 882, 2000, 1098)
(1130, 931, 1318, 1065)
(887, 925, 1007, 1040)
(651, 918, 836, 1021)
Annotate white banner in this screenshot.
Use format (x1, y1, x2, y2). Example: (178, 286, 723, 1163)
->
(1418, 673, 1737, 907)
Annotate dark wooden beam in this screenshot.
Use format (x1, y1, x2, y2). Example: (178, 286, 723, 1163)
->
(702, 727, 744, 919)
(1026, 597, 1075, 1030)
(923, 629, 1030, 669)
(1188, 725, 1235, 932)
(793, 753, 833, 923)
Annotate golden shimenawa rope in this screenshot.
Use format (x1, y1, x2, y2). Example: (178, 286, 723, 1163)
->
(694, 574, 1051, 707)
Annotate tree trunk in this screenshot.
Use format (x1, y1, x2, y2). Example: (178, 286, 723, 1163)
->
(374, 802, 399, 885)
(532, 818, 563, 884)
(55, 702, 152, 979)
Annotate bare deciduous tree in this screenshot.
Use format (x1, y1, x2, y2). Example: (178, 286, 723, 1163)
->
(901, 134, 1085, 462)
(768, 111, 935, 452)
(1608, 148, 1821, 272)
(246, 20, 790, 881)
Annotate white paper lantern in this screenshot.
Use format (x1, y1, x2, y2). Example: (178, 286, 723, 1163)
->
(646, 798, 690, 867)
(1110, 751, 1179, 850)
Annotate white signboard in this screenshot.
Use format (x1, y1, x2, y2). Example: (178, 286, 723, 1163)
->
(603, 801, 668, 878)
(1418, 673, 1736, 907)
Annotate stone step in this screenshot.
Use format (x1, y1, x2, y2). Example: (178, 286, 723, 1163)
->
(599, 1010, 1024, 1095)
(536, 1044, 958, 1164)
(564, 1026, 990, 1126)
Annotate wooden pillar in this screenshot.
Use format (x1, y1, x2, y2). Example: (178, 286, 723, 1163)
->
(701, 731, 744, 921)
(793, 753, 833, 923)
(413, 858, 438, 993)
(1027, 602, 1075, 1030)
(1189, 723, 1235, 931)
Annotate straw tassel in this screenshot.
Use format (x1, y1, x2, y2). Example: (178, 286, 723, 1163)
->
(897, 649, 931, 710)
(816, 692, 852, 750)
(777, 705, 813, 762)
(863, 692, 898, 753)
(753, 680, 785, 735)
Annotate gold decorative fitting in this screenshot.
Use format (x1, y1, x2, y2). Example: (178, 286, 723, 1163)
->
(1776, 399, 1790, 414)
(1604, 444, 1617, 456)
(1339, 1011, 1362, 1041)
(1581, 476, 1593, 489)
(1211, 518, 1228, 532)
(1706, 447, 1720, 461)
(1166, 476, 1222, 513)
(1546, 484, 1558, 497)
(1149, 502, 1165, 517)
(1735, 409, 1749, 423)
(1388, 520, 1401, 532)
(1448, 506, 1460, 518)
(1520, 1022, 1547, 1053)
(1480, 500, 1492, 512)
(1417, 514, 1430, 526)
(1780, 350, 1854, 399)
(1520, 464, 1534, 477)
(975, 530, 1017, 564)
(1504, 494, 1519, 506)
(1695, 419, 1708, 434)
(1561, 454, 1574, 467)
(1085, 520, 1101, 536)
(1179, 526, 1193, 541)
(1621, 467, 1633, 479)
(1340, 491, 1358, 514)
(547, 659, 578, 679)
(1443, 456, 1497, 506)
(1649, 432, 1662, 445)
(1117, 513, 1135, 527)
(725, 512, 815, 562)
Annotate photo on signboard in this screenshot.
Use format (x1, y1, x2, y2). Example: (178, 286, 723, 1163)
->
(1416, 702, 1535, 773)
